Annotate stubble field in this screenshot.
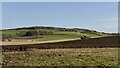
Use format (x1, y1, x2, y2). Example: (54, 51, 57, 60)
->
(2, 48, 119, 66)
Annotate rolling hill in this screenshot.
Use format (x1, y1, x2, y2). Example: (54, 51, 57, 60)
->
(1, 26, 116, 43)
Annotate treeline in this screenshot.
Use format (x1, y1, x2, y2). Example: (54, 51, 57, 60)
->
(7, 26, 78, 32)
(58, 28, 77, 32)
(12, 26, 58, 30)
(23, 30, 54, 36)
(4, 26, 99, 33)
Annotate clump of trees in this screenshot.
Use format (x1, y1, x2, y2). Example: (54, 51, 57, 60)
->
(80, 36, 90, 40)
(23, 30, 54, 36)
(58, 28, 77, 32)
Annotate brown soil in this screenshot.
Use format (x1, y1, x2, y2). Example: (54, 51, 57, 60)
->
(2, 36, 119, 51)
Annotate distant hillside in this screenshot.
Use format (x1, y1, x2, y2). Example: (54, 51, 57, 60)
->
(1, 26, 116, 42)
(2, 26, 109, 34)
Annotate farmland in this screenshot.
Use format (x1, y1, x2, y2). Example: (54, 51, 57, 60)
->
(1, 26, 119, 67)
(2, 48, 119, 66)
(2, 36, 119, 67)
(1, 26, 110, 42)
(2, 36, 118, 51)
(1, 26, 113, 46)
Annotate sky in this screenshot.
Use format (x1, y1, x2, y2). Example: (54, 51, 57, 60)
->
(2, 2, 118, 33)
(1, 0, 119, 2)
(0, 2, 2, 29)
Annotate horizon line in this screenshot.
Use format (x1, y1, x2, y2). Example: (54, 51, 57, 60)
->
(1, 25, 118, 33)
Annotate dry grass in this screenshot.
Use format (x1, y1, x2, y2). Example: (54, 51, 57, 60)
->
(2, 48, 119, 66)
(2, 38, 79, 45)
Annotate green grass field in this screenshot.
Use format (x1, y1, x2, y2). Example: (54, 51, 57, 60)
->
(2, 48, 119, 66)
(1, 29, 109, 42)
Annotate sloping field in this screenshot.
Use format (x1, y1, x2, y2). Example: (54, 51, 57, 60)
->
(2, 36, 119, 51)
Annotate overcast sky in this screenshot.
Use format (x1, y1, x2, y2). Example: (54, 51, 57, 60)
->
(2, 2, 118, 33)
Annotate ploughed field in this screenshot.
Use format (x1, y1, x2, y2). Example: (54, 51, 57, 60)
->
(2, 48, 119, 66)
(2, 36, 119, 51)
